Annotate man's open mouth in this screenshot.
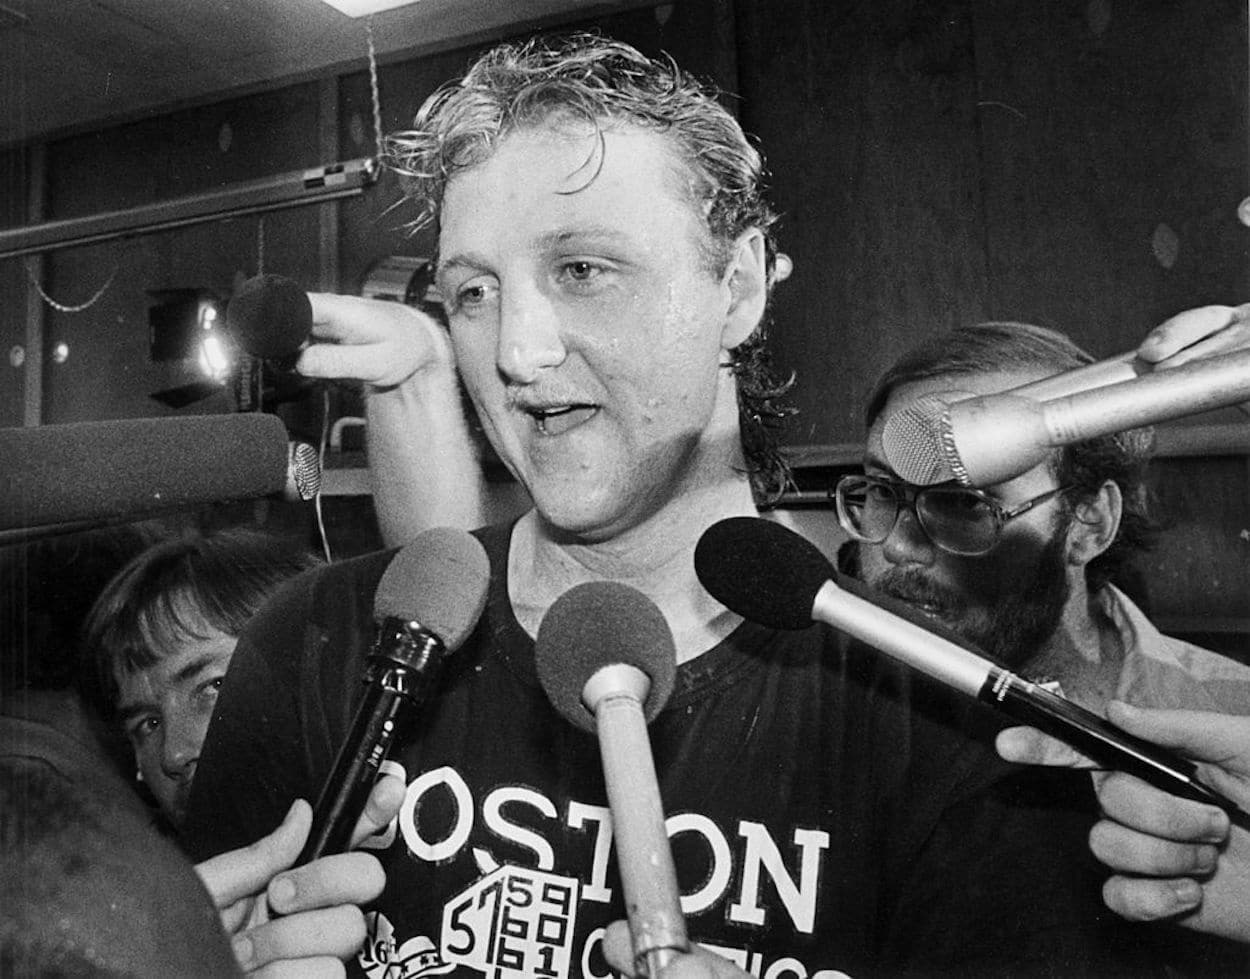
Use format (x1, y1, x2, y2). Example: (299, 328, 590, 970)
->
(532, 405, 598, 436)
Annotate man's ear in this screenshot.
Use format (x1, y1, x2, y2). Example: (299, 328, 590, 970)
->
(720, 227, 768, 351)
(1066, 480, 1122, 567)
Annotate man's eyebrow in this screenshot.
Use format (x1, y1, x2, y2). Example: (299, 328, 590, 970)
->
(536, 227, 631, 248)
(863, 450, 890, 472)
(434, 254, 488, 282)
(171, 652, 223, 686)
(116, 652, 224, 720)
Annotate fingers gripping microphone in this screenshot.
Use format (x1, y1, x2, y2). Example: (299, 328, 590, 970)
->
(298, 528, 489, 863)
(1, 414, 320, 539)
(534, 582, 687, 978)
(225, 274, 312, 365)
(695, 516, 1250, 825)
(883, 345, 1250, 487)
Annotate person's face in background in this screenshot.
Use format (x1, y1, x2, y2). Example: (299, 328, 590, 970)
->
(115, 622, 236, 827)
(436, 120, 755, 542)
(858, 370, 1076, 667)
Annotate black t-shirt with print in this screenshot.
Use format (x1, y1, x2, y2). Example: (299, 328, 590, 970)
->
(184, 522, 1150, 978)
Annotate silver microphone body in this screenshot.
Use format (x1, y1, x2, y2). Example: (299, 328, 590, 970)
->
(886, 345, 1250, 486)
(582, 663, 686, 976)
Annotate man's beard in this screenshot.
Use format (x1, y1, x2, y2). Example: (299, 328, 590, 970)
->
(866, 530, 1071, 670)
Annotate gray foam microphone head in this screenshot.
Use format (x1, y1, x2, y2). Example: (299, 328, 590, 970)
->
(534, 582, 677, 734)
(880, 391, 974, 486)
(373, 527, 490, 650)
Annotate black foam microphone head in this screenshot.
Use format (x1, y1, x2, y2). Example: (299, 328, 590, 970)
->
(694, 517, 835, 630)
(534, 581, 677, 733)
(225, 274, 312, 361)
(374, 527, 490, 650)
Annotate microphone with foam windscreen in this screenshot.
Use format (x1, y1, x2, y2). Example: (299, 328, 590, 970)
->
(298, 527, 489, 863)
(1, 413, 319, 540)
(695, 516, 1250, 827)
(534, 582, 687, 978)
(883, 345, 1250, 487)
(225, 274, 312, 367)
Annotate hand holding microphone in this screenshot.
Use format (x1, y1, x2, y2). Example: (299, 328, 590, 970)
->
(534, 581, 688, 978)
(694, 516, 1250, 827)
(298, 527, 489, 862)
(226, 273, 453, 389)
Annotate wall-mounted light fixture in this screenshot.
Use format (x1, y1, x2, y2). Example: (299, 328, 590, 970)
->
(0, 157, 378, 261)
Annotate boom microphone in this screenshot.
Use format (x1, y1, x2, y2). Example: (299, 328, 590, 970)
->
(225, 274, 312, 364)
(299, 527, 490, 862)
(883, 345, 1250, 486)
(534, 582, 687, 977)
(1, 414, 319, 536)
(695, 516, 1250, 826)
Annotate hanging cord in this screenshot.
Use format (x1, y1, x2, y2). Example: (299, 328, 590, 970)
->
(24, 260, 118, 312)
(302, 16, 385, 565)
(365, 15, 385, 162)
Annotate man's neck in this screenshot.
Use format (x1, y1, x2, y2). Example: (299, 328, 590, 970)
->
(1029, 584, 1125, 713)
(508, 475, 759, 664)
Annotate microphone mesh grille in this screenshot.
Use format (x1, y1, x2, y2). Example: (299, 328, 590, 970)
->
(287, 442, 322, 500)
(880, 393, 962, 486)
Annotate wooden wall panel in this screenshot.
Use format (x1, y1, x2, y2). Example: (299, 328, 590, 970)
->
(735, 0, 991, 447)
(970, 0, 1250, 354)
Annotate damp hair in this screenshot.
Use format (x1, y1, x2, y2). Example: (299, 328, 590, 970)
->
(386, 32, 796, 500)
(865, 321, 1157, 590)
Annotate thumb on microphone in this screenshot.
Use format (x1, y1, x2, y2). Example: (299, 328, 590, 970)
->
(1137, 303, 1250, 369)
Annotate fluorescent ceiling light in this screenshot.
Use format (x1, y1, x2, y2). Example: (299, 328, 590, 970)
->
(317, 0, 425, 15)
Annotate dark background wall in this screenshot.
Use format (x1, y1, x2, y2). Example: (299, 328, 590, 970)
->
(2, 0, 1247, 650)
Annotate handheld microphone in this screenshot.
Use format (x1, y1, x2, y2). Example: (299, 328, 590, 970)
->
(534, 582, 687, 978)
(0, 414, 319, 539)
(695, 516, 1250, 827)
(883, 345, 1250, 486)
(225, 274, 312, 366)
(298, 527, 489, 863)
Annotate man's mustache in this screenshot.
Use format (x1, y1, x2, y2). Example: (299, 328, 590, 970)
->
(867, 567, 966, 622)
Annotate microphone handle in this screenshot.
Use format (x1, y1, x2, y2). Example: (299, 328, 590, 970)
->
(1042, 345, 1250, 443)
(982, 669, 1250, 830)
(299, 674, 410, 862)
(593, 686, 688, 976)
(811, 579, 1250, 827)
(1013, 351, 1146, 402)
(298, 622, 447, 864)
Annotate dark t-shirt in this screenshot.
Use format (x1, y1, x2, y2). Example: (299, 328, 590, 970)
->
(184, 522, 1148, 978)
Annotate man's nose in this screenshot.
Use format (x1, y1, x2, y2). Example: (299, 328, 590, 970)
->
(881, 506, 937, 566)
(160, 714, 205, 783)
(497, 284, 565, 384)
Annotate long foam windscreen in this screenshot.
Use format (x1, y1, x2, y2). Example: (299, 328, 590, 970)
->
(2, 413, 298, 531)
(534, 582, 676, 733)
(374, 527, 490, 650)
(225, 274, 312, 360)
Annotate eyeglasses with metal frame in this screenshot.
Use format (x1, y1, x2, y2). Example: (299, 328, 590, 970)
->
(832, 473, 1069, 557)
